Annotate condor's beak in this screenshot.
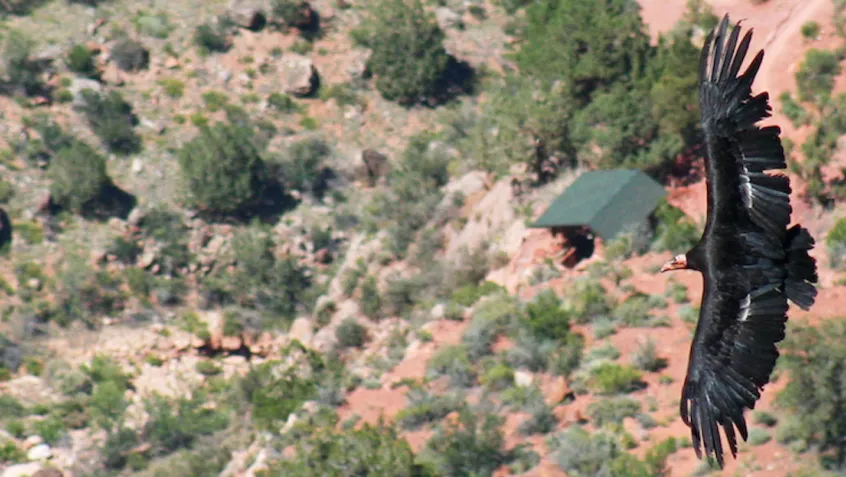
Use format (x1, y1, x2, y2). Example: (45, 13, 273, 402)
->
(660, 254, 687, 273)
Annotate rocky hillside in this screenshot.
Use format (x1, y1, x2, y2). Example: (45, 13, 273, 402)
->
(0, 0, 843, 476)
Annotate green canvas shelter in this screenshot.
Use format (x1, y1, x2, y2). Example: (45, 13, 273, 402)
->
(529, 169, 667, 240)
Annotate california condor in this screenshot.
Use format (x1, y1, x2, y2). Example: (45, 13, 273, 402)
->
(659, 14, 818, 468)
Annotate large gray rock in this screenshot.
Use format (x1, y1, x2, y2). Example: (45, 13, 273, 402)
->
(33, 469, 63, 477)
(359, 149, 389, 186)
(67, 77, 103, 109)
(27, 443, 52, 461)
(279, 54, 318, 97)
(2, 463, 44, 477)
(228, 0, 268, 31)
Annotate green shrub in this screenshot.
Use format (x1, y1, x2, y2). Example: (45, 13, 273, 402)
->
(521, 288, 575, 342)
(138, 206, 194, 277)
(272, 0, 318, 33)
(201, 90, 228, 111)
(451, 281, 505, 307)
(20, 112, 74, 166)
(779, 91, 810, 127)
(2, 30, 45, 96)
(566, 278, 612, 324)
(753, 410, 778, 428)
(89, 380, 129, 429)
(32, 414, 65, 444)
(518, 400, 558, 436)
(0, 0, 50, 15)
(133, 10, 173, 39)
(461, 294, 521, 360)
(209, 226, 312, 323)
(193, 18, 234, 54)
(319, 83, 362, 107)
(271, 420, 427, 476)
(0, 395, 26, 419)
(195, 360, 222, 376)
(796, 49, 841, 104)
(630, 338, 667, 372)
(47, 140, 111, 212)
(354, 0, 451, 105)
(395, 386, 462, 431)
(103, 427, 141, 469)
(587, 396, 641, 428)
(77, 89, 142, 155)
(240, 349, 321, 430)
(66, 44, 99, 78)
(267, 92, 299, 112)
(110, 37, 150, 71)
(826, 218, 846, 268)
(651, 199, 701, 254)
(158, 78, 184, 98)
(14, 220, 43, 244)
(177, 120, 267, 215)
(362, 134, 450, 258)
(747, 428, 772, 446)
(588, 363, 644, 395)
(801, 21, 821, 40)
(777, 319, 846, 469)
(336, 318, 367, 349)
(81, 354, 132, 390)
(0, 440, 25, 463)
(273, 136, 333, 200)
(358, 275, 383, 319)
(665, 280, 688, 304)
(53, 250, 125, 327)
(515, 0, 651, 100)
(419, 406, 508, 477)
(613, 294, 653, 327)
(481, 361, 514, 391)
(427, 345, 476, 388)
(142, 392, 228, 456)
(549, 426, 625, 476)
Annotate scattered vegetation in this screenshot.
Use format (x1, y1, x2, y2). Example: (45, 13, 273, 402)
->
(353, 0, 454, 105)
(0, 1, 837, 475)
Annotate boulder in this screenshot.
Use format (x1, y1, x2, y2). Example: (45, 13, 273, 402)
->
(27, 443, 52, 461)
(33, 469, 64, 477)
(228, 0, 268, 31)
(279, 54, 318, 97)
(67, 77, 103, 109)
(360, 149, 389, 186)
(2, 463, 44, 477)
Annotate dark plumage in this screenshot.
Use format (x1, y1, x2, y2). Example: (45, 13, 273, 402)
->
(659, 14, 818, 468)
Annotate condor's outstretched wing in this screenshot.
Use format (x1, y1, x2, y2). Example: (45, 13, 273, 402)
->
(697, 14, 791, 239)
(679, 14, 818, 469)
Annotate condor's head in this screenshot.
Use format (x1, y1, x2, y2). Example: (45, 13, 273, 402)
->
(661, 254, 688, 273)
(660, 249, 703, 273)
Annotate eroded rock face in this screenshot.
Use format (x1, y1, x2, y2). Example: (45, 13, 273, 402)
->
(279, 54, 319, 97)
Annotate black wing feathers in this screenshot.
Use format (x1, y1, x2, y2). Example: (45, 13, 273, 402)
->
(784, 224, 818, 310)
(681, 289, 789, 468)
(699, 15, 790, 238)
(683, 14, 818, 470)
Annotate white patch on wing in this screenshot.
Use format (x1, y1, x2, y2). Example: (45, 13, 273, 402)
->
(739, 161, 752, 209)
(738, 294, 751, 322)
